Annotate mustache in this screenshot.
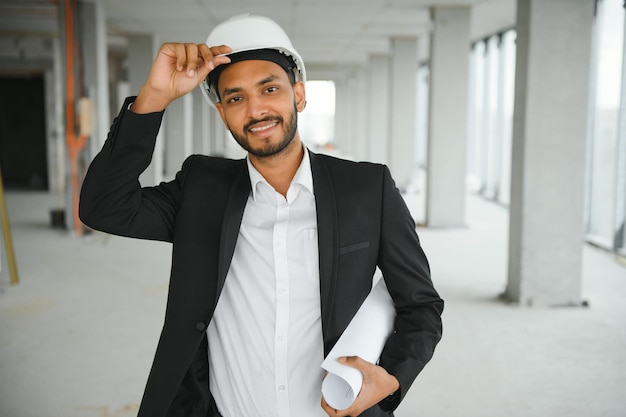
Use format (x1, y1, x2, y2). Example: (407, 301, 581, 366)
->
(244, 116, 283, 132)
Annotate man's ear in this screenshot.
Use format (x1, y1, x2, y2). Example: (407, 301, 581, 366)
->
(215, 103, 230, 130)
(294, 81, 306, 112)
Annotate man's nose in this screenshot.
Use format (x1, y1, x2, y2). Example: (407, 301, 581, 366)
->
(246, 94, 268, 120)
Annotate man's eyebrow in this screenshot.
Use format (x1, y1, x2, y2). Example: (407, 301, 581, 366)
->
(257, 75, 278, 86)
(221, 86, 242, 98)
(221, 74, 280, 98)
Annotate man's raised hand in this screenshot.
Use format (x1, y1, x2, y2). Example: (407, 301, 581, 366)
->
(132, 43, 231, 114)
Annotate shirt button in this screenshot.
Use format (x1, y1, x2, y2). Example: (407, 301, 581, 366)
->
(278, 385, 286, 391)
(195, 321, 206, 331)
(277, 335, 285, 342)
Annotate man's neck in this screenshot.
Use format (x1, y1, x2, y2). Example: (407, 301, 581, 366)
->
(248, 137, 305, 197)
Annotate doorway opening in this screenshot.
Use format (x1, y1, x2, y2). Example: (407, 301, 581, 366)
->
(0, 74, 48, 190)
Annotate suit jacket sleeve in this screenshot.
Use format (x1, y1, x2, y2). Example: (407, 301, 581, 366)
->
(79, 97, 185, 242)
(376, 165, 444, 412)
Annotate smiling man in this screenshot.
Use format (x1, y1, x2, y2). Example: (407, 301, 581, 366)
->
(79, 14, 443, 417)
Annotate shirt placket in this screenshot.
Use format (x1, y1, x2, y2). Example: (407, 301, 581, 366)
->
(273, 194, 290, 417)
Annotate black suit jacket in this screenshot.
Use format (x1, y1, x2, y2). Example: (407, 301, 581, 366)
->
(79, 97, 443, 417)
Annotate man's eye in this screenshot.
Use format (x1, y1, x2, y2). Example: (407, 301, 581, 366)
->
(228, 96, 242, 103)
(265, 87, 278, 93)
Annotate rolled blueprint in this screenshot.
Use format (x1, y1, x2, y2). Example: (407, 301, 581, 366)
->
(321, 278, 395, 410)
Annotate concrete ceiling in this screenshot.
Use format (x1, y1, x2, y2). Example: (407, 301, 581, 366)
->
(0, 0, 516, 78)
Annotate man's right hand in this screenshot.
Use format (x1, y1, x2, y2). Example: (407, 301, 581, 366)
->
(132, 43, 232, 114)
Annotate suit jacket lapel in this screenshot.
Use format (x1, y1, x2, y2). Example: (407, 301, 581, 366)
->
(217, 162, 251, 295)
(310, 152, 338, 347)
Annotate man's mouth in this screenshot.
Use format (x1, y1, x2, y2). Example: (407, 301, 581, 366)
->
(246, 117, 282, 133)
(249, 121, 278, 132)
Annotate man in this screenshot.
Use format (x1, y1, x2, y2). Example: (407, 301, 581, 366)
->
(79, 14, 443, 417)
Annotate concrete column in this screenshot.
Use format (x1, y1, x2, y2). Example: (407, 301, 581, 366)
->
(183, 93, 193, 158)
(216, 107, 231, 158)
(224, 128, 246, 159)
(128, 34, 160, 185)
(78, 2, 97, 158)
(153, 126, 165, 184)
(426, 6, 471, 227)
(468, 41, 486, 191)
(334, 78, 352, 155)
(617, 9, 626, 255)
(506, 0, 594, 306)
(389, 37, 418, 189)
(164, 99, 184, 179)
(193, 90, 209, 154)
(367, 54, 390, 164)
(94, 0, 109, 150)
(466, 42, 479, 188)
(163, 78, 196, 176)
(415, 68, 430, 169)
(336, 70, 364, 160)
(72, 0, 108, 229)
(482, 37, 496, 199)
(353, 66, 368, 161)
(212, 109, 226, 156)
(203, 106, 213, 156)
(128, 35, 153, 96)
(207, 107, 219, 156)
(482, 35, 507, 202)
(51, 38, 65, 195)
(415, 36, 431, 169)
(497, 31, 516, 206)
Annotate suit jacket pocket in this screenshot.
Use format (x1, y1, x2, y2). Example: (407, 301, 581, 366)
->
(338, 240, 371, 255)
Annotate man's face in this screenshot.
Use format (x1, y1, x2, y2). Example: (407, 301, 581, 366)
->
(215, 59, 306, 158)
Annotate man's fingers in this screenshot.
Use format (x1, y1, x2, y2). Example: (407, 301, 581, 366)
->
(321, 396, 351, 417)
(169, 43, 185, 72)
(210, 44, 233, 58)
(338, 356, 368, 370)
(213, 53, 232, 68)
(198, 44, 214, 70)
(167, 43, 204, 76)
(184, 43, 199, 76)
(158, 43, 232, 80)
(198, 44, 231, 71)
(323, 357, 398, 417)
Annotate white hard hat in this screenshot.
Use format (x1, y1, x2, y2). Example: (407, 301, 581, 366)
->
(200, 14, 306, 107)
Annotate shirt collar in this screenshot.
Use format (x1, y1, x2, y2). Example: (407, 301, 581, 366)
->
(246, 146, 314, 202)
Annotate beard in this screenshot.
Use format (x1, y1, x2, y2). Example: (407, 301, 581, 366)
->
(229, 103, 298, 158)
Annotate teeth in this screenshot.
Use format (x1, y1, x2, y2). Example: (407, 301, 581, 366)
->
(250, 122, 277, 132)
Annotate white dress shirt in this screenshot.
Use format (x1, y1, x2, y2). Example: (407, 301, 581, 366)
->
(207, 148, 326, 417)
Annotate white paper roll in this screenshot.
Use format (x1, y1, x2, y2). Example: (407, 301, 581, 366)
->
(320, 278, 395, 410)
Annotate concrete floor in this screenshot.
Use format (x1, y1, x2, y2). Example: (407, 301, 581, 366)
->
(0, 190, 625, 417)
